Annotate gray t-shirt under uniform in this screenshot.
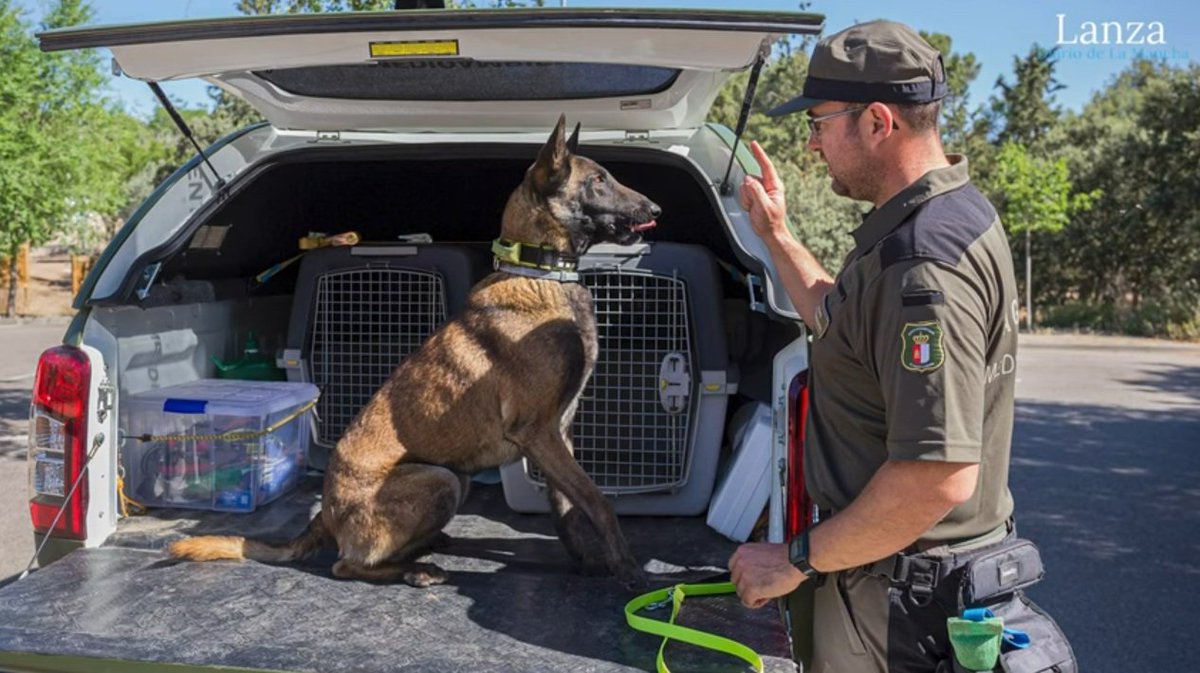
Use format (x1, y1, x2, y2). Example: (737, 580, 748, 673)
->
(806, 155, 1019, 543)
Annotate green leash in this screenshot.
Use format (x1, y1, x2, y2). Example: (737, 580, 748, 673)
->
(624, 581, 764, 673)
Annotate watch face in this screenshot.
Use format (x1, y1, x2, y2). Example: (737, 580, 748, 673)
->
(789, 533, 807, 564)
(789, 532, 818, 577)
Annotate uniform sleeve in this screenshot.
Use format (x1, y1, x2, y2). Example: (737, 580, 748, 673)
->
(865, 259, 989, 463)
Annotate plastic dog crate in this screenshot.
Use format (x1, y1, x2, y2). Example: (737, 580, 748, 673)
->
(500, 242, 736, 516)
(280, 243, 490, 469)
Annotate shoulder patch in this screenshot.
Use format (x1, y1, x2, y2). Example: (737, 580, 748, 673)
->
(901, 321, 945, 373)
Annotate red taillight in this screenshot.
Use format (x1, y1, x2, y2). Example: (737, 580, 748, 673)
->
(784, 371, 812, 540)
(29, 345, 91, 541)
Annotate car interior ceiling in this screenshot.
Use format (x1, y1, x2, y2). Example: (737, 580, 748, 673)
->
(158, 155, 745, 300)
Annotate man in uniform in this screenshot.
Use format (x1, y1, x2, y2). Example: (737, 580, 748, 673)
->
(728, 21, 1024, 672)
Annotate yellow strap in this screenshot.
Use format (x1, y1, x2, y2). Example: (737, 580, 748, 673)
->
(625, 582, 764, 673)
(256, 231, 360, 283)
(116, 469, 146, 517)
(299, 230, 360, 250)
(131, 399, 318, 443)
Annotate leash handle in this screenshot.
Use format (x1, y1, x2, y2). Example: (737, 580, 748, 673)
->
(625, 582, 764, 673)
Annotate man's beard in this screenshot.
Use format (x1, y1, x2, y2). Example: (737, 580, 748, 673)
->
(827, 136, 882, 203)
(828, 162, 877, 202)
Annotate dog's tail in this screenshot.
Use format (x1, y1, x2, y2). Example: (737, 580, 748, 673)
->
(167, 512, 331, 564)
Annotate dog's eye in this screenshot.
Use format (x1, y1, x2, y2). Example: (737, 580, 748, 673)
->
(593, 174, 606, 185)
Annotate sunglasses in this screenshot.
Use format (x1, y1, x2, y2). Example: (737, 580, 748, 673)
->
(806, 106, 866, 138)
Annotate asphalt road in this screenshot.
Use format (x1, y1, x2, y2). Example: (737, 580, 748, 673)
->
(0, 318, 71, 583)
(1009, 334, 1200, 672)
(0, 326, 1196, 670)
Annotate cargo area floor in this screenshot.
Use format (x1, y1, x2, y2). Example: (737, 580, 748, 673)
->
(0, 478, 795, 673)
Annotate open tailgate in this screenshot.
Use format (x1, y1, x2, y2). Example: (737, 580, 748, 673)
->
(38, 8, 822, 132)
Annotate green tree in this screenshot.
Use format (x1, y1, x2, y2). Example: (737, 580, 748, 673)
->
(919, 31, 981, 152)
(991, 44, 1064, 153)
(985, 43, 1080, 331)
(1040, 60, 1200, 337)
(0, 0, 115, 315)
(984, 142, 1094, 329)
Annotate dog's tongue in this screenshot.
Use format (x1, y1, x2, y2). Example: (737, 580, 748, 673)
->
(631, 220, 657, 233)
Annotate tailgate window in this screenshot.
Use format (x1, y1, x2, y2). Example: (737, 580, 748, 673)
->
(255, 61, 680, 101)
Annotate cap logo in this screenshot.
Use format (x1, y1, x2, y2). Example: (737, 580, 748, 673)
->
(901, 321, 944, 373)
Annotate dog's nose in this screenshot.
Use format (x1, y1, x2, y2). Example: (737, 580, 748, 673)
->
(648, 202, 662, 219)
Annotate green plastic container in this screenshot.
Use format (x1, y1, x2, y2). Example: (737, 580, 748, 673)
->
(212, 332, 285, 381)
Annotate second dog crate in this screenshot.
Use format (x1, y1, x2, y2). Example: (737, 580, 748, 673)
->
(500, 242, 736, 516)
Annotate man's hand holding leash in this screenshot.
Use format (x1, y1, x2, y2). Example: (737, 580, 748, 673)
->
(730, 541, 808, 609)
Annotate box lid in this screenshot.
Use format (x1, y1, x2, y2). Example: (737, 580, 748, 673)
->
(128, 379, 320, 417)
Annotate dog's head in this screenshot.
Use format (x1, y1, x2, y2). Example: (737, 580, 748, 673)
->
(511, 115, 661, 254)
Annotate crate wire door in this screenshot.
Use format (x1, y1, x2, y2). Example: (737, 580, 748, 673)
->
(308, 266, 447, 446)
(527, 269, 695, 494)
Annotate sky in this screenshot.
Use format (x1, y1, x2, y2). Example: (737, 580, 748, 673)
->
(15, 0, 1198, 119)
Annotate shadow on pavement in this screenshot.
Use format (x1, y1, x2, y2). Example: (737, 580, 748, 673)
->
(0, 387, 31, 459)
(1011, 398, 1200, 673)
(1120, 363, 1200, 404)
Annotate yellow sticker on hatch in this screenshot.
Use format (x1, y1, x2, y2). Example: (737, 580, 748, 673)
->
(369, 39, 460, 58)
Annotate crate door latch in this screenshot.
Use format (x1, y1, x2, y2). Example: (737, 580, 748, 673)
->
(658, 353, 692, 415)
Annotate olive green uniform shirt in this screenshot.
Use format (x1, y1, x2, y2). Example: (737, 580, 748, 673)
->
(806, 156, 1018, 542)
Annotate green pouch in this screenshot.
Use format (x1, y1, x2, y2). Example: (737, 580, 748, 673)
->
(946, 616, 1004, 671)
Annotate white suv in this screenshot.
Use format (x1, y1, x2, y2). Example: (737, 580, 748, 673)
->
(9, 9, 821, 673)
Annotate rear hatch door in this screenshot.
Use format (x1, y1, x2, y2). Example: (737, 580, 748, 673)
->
(39, 8, 823, 132)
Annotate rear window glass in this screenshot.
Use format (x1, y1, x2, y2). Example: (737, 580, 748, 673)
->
(255, 61, 680, 101)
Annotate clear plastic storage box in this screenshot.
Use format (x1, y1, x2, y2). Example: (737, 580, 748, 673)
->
(122, 380, 319, 512)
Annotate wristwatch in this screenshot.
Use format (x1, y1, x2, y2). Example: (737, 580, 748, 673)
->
(787, 530, 821, 579)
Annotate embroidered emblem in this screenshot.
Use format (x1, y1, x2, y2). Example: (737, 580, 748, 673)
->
(901, 321, 944, 373)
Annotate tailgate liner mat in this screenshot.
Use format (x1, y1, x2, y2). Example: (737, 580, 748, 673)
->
(0, 482, 795, 672)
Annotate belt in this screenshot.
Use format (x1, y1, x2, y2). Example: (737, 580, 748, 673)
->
(904, 520, 1012, 555)
(866, 521, 1014, 607)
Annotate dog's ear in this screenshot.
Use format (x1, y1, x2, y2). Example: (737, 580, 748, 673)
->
(566, 122, 581, 154)
(531, 114, 570, 193)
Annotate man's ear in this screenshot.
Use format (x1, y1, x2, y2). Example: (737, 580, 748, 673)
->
(867, 103, 897, 141)
(531, 114, 569, 193)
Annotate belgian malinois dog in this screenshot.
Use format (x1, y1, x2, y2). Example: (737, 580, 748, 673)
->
(169, 115, 659, 589)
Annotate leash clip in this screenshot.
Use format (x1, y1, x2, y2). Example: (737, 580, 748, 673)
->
(645, 589, 674, 611)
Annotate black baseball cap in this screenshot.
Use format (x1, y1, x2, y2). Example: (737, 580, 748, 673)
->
(767, 20, 947, 117)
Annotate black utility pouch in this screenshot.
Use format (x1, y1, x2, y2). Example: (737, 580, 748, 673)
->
(879, 535, 1077, 673)
(959, 538, 1045, 606)
(991, 591, 1077, 673)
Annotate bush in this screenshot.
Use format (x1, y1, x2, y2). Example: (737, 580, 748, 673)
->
(1041, 300, 1200, 341)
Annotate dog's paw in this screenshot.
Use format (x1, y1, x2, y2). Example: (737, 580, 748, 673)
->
(403, 562, 448, 588)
